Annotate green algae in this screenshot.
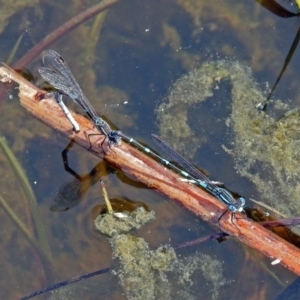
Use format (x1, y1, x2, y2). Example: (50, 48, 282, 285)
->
(95, 206, 226, 299)
(157, 60, 300, 220)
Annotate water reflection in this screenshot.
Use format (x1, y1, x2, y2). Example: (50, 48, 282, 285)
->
(51, 141, 105, 212)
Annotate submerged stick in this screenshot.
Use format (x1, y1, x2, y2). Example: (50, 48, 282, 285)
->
(12, 0, 122, 70)
(2, 64, 300, 275)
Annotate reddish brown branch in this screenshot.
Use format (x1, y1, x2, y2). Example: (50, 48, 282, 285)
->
(2, 64, 300, 275)
(13, 0, 122, 70)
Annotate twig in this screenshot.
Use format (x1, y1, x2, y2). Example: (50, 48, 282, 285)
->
(260, 216, 300, 228)
(2, 64, 300, 275)
(100, 180, 114, 214)
(12, 0, 122, 69)
(249, 198, 287, 218)
(19, 268, 110, 300)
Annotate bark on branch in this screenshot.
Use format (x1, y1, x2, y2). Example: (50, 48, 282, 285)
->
(1, 64, 300, 275)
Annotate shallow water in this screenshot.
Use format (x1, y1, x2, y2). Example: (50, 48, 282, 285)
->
(0, 0, 299, 299)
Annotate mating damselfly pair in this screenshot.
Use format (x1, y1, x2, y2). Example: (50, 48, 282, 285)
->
(38, 49, 245, 215)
